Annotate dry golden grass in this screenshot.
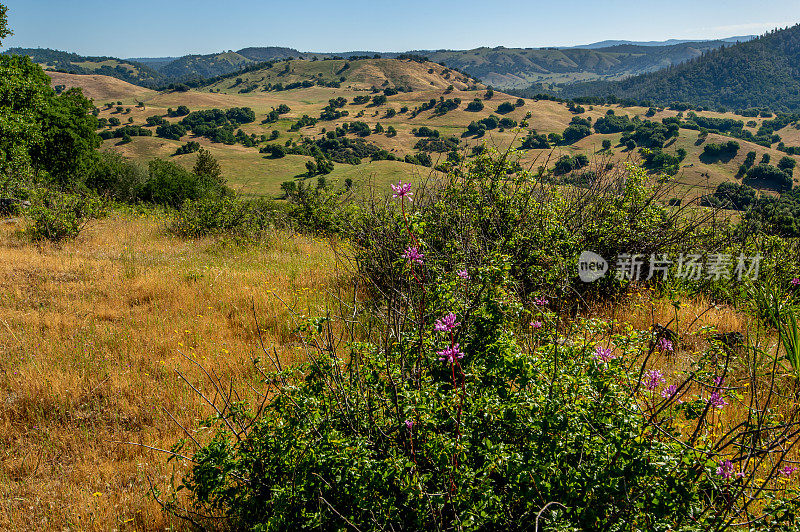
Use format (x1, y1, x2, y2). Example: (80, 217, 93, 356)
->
(45, 72, 156, 104)
(0, 213, 338, 530)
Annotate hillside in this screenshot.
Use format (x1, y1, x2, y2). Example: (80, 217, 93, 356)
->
(203, 57, 479, 93)
(6, 34, 755, 94)
(559, 25, 800, 111)
(570, 35, 756, 49)
(158, 51, 255, 81)
(1, 47, 164, 87)
(62, 60, 796, 202)
(45, 71, 156, 102)
(413, 41, 737, 89)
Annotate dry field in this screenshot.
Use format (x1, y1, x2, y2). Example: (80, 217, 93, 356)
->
(0, 213, 338, 530)
(0, 207, 795, 528)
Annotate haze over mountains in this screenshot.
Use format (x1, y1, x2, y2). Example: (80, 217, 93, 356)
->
(1, 34, 757, 91)
(568, 35, 756, 49)
(8, 25, 800, 110)
(559, 24, 800, 111)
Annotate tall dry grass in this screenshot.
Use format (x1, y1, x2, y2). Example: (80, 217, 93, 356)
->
(0, 213, 337, 530)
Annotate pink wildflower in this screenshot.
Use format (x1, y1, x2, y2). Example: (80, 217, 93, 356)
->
(534, 297, 549, 306)
(457, 269, 470, 280)
(791, 278, 800, 286)
(437, 344, 464, 364)
(780, 464, 798, 477)
(708, 391, 728, 409)
(391, 179, 413, 201)
(402, 246, 424, 265)
(405, 419, 414, 430)
(434, 312, 460, 333)
(658, 337, 674, 353)
(660, 384, 684, 403)
(530, 321, 543, 330)
(593, 345, 616, 364)
(643, 369, 666, 392)
(716, 459, 734, 480)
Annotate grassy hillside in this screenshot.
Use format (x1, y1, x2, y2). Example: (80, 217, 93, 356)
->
(418, 40, 736, 89)
(204, 57, 478, 93)
(157, 51, 254, 81)
(0, 213, 335, 529)
(45, 71, 156, 102)
(2, 47, 164, 87)
(560, 25, 800, 111)
(61, 57, 796, 202)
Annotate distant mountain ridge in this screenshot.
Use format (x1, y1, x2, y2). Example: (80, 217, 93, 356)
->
(0, 33, 769, 92)
(569, 35, 756, 49)
(556, 25, 800, 111)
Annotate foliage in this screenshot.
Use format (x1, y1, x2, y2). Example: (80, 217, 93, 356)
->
(700, 182, 757, 210)
(169, 152, 800, 530)
(561, 25, 800, 111)
(0, 2, 11, 45)
(24, 188, 104, 242)
(465, 98, 484, 112)
(593, 113, 634, 134)
(744, 164, 793, 192)
(174, 141, 201, 156)
(84, 152, 147, 202)
(495, 101, 515, 114)
(0, 53, 100, 194)
(170, 194, 277, 239)
(192, 148, 224, 186)
(139, 159, 227, 208)
(553, 154, 589, 175)
(561, 123, 591, 144)
(620, 119, 678, 149)
(702, 140, 740, 159)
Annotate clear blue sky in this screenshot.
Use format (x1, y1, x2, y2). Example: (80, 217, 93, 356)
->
(2, 0, 800, 58)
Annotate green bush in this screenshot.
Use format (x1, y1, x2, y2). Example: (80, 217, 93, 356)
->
(24, 189, 104, 242)
(745, 164, 793, 192)
(170, 195, 278, 239)
(168, 152, 799, 530)
(139, 159, 225, 208)
(84, 152, 147, 202)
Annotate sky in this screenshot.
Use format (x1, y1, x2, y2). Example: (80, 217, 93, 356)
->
(2, 0, 800, 58)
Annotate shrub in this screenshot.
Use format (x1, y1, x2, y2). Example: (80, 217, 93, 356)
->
(174, 141, 200, 156)
(156, 123, 186, 140)
(702, 141, 740, 158)
(465, 99, 483, 112)
(778, 156, 797, 174)
(745, 164, 793, 192)
(24, 189, 104, 242)
(84, 151, 147, 202)
(496, 101, 515, 114)
(140, 159, 225, 208)
(700, 182, 757, 210)
(144, 115, 165, 127)
(169, 153, 797, 530)
(170, 195, 277, 239)
(562, 124, 591, 144)
(520, 132, 549, 149)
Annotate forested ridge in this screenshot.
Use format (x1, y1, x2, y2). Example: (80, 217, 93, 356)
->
(558, 25, 800, 111)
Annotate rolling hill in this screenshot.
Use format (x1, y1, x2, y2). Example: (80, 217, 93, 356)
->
(558, 24, 800, 111)
(45, 71, 156, 102)
(202, 57, 478, 93)
(569, 35, 756, 49)
(56, 55, 794, 202)
(5, 33, 756, 94)
(416, 40, 742, 89)
(1, 47, 164, 87)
